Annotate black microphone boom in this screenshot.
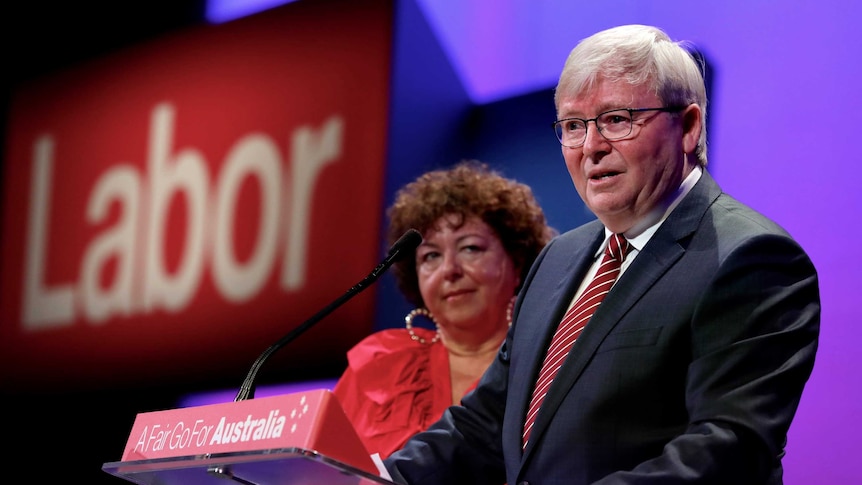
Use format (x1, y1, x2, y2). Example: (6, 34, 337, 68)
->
(234, 228, 422, 401)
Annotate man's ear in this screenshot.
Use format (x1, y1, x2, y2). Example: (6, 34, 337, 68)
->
(681, 104, 702, 155)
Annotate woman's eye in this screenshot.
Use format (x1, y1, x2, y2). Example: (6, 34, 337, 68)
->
(461, 244, 484, 254)
(419, 251, 440, 263)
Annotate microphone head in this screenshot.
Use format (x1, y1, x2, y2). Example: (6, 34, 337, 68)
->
(387, 228, 422, 259)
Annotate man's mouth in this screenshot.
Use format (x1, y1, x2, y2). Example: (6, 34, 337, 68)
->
(591, 171, 620, 180)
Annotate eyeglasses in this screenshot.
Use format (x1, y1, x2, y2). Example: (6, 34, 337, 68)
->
(552, 106, 685, 148)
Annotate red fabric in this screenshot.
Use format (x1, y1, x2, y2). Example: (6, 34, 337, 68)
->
(333, 327, 478, 459)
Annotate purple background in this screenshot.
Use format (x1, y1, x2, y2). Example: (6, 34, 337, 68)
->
(410, 2, 861, 482)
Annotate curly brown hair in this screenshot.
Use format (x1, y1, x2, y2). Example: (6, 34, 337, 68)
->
(387, 160, 556, 307)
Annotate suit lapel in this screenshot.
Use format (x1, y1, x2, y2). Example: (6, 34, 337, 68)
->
(509, 223, 603, 456)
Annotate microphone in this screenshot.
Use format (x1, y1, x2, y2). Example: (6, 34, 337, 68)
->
(234, 228, 422, 401)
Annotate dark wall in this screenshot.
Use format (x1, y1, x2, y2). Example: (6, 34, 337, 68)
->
(1, 3, 207, 485)
(3, 1, 204, 84)
(0, 0, 205, 216)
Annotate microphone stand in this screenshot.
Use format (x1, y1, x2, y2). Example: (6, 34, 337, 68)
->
(234, 229, 422, 401)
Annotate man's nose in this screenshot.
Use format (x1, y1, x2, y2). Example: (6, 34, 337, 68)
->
(581, 120, 611, 156)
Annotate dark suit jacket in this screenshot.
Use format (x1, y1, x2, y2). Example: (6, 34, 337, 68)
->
(384, 171, 820, 485)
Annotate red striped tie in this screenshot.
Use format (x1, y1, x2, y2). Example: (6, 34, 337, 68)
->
(522, 233, 630, 448)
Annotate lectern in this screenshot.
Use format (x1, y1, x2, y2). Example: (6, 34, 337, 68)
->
(103, 389, 396, 484)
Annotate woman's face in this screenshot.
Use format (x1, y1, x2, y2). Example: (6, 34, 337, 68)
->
(415, 214, 519, 333)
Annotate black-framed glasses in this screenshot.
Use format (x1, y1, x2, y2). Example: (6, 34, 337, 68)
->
(552, 106, 685, 148)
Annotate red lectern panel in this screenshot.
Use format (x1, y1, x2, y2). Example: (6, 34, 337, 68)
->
(103, 389, 395, 484)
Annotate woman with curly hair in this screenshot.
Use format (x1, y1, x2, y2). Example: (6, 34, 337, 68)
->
(333, 160, 556, 459)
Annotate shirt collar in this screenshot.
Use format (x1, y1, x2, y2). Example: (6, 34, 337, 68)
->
(601, 166, 703, 255)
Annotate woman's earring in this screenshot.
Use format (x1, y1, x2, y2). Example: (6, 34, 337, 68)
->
(506, 296, 516, 328)
(404, 308, 441, 344)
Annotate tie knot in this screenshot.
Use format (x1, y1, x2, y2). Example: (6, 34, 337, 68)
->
(606, 234, 630, 262)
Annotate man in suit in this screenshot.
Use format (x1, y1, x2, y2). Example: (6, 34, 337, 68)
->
(383, 24, 820, 484)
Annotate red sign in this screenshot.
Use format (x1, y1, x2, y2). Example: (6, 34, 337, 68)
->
(118, 390, 375, 472)
(0, 0, 393, 391)
(105, 390, 385, 484)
